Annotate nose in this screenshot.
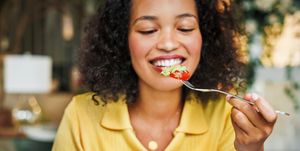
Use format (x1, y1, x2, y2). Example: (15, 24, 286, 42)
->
(156, 30, 180, 51)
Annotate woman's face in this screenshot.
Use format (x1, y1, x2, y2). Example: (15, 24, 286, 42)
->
(128, 0, 202, 91)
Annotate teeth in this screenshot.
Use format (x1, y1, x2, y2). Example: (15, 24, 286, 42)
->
(152, 58, 183, 67)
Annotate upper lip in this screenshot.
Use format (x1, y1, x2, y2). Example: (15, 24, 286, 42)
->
(149, 54, 185, 62)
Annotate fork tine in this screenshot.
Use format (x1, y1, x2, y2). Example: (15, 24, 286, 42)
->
(181, 80, 194, 88)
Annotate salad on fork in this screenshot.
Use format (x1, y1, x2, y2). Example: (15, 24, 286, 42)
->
(160, 65, 290, 116)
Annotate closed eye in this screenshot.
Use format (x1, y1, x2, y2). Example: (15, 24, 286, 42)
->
(138, 29, 157, 35)
(178, 28, 194, 32)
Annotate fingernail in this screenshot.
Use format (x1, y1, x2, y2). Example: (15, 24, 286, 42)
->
(251, 93, 259, 102)
(226, 95, 232, 101)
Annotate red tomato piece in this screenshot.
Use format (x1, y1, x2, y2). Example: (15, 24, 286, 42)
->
(180, 71, 190, 80)
(169, 70, 190, 80)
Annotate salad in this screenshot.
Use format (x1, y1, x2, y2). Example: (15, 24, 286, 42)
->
(160, 65, 190, 80)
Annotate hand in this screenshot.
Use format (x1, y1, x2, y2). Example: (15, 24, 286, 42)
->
(226, 93, 277, 151)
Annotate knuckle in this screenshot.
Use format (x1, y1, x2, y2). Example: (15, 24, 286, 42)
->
(237, 135, 253, 145)
(254, 133, 265, 142)
(231, 108, 239, 119)
(241, 104, 251, 111)
(240, 133, 266, 145)
(236, 137, 246, 145)
(241, 138, 251, 145)
(234, 112, 244, 120)
(271, 112, 278, 122)
(256, 129, 269, 141)
(247, 135, 263, 145)
(267, 112, 278, 123)
(236, 131, 268, 146)
(236, 135, 243, 143)
(264, 127, 273, 135)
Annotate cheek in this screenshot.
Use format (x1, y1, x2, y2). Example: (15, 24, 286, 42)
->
(128, 34, 153, 61)
(128, 38, 143, 80)
(189, 34, 202, 55)
(128, 35, 146, 65)
(186, 34, 202, 61)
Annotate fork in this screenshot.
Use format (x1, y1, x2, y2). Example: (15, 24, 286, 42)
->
(181, 80, 290, 116)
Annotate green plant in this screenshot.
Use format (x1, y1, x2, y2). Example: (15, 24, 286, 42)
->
(236, 0, 300, 109)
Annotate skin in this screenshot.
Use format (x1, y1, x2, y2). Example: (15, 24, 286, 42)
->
(127, 0, 277, 150)
(128, 0, 202, 91)
(128, 0, 201, 150)
(227, 93, 277, 151)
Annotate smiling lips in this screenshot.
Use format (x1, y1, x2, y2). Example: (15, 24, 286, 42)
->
(153, 58, 182, 67)
(150, 55, 185, 72)
(150, 55, 185, 73)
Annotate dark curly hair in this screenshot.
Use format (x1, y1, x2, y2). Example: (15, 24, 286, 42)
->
(78, 0, 247, 105)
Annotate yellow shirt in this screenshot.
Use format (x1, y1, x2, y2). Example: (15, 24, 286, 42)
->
(52, 93, 235, 151)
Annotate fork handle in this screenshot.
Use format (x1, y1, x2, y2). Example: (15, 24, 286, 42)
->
(197, 89, 255, 105)
(182, 81, 290, 116)
(203, 89, 290, 116)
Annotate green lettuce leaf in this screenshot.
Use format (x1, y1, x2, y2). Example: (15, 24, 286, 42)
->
(160, 65, 187, 77)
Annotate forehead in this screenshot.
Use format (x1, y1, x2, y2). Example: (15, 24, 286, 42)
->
(130, 0, 198, 19)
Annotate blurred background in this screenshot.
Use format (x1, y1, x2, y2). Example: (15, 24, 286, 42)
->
(0, 0, 299, 151)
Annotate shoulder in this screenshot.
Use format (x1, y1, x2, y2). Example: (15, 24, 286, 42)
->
(65, 92, 106, 116)
(68, 92, 105, 106)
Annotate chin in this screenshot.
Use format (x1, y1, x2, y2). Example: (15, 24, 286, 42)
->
(146, 78, 183, 91)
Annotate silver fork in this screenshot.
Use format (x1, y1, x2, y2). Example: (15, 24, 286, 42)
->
(181, 80, 290, 116)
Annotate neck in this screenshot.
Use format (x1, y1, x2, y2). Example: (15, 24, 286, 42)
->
(129, 80, 183, 121)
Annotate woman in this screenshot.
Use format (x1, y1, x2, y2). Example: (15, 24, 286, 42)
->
(52, 0, 277, 150)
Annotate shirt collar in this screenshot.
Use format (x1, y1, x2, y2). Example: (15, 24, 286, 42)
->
(175, 95, 208, 134)
(100, 94, 208, 134)
(100, 99, 132, 130)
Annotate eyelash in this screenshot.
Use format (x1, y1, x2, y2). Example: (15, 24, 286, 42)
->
(138, 29, 157, 35)
(178, 28, 194, 32)
(138, 28, 194, 35)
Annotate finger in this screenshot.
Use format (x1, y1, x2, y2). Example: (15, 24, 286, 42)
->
(227, 95, 257, 114)
(231, 108, 257, 134)
(227, 96, 267, 129)
(244, 93, 259, 112)
(231, 116, 248, 144)
(250, 93, 277, 123)
(243, 93, 252, 100)
(231, 108, 247, 136)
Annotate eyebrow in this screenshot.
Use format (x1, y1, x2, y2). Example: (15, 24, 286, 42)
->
(132, 16, 158, 25)
(132, 13, 197, 25)
(177, 13, 198, 21)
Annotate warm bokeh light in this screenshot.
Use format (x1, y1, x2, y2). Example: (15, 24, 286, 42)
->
(261, 12, 300, 67)
(62, 12, 74, 41)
